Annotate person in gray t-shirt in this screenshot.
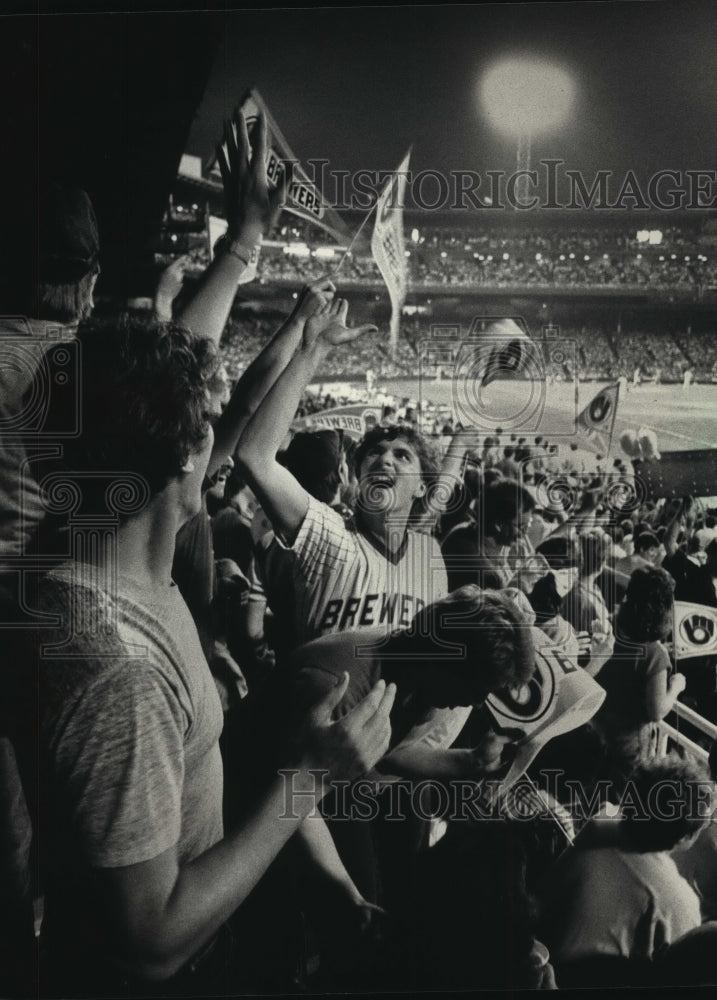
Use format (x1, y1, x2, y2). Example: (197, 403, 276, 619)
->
(31, 310, 395, 996)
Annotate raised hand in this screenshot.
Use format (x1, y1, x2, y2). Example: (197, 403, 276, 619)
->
(297, 673, 395, 783)
(291, 277, 336, 324)
(215, 110, 291, 246)
(154, 255, 190, 320)
(304, 296, 378, 349)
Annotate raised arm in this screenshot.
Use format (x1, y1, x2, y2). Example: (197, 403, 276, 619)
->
(207, 277, 335, 479)
(177, 111, 289, 345)
(415, 426, 480, 531)
(662, 497, 688, 559)
(235, 298, 376, 543)
(154, 255, 190, 321)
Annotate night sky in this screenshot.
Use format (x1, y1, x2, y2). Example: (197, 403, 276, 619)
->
(186, 2, 717, 193)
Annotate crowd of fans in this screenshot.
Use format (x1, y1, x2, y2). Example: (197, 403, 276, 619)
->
(219, 311, 714, 384)
(247, 242, 717, 292)
(158, 212, 717, 296)
(2, 108, 717, 1000)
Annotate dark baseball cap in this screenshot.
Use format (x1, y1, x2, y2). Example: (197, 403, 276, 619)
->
(40, 184, 100, 283)
(282, 430, 343, 482)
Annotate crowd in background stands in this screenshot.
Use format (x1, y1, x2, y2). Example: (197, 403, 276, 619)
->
(158, 215, 717, 294)
(5, 109, 717, 1000)
(249, 244, 717, 291)
(219, 313, 717, 383)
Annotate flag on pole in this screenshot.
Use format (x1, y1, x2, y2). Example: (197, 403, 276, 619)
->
(210, 89, 348, 243)
(472, 318, 536, 389)
(371, 150, 411, 355)
(674, 601, 717, 659)
(576, 383, 620, 455)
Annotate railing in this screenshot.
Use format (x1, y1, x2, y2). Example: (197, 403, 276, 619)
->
(657, 701, 717, 763)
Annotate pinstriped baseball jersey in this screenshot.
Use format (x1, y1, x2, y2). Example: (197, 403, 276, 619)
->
(275, 495, 448, 647)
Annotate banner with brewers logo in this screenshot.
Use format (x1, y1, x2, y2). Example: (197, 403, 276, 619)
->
(484, 629, 605, 797)
(210, 89, 348, 243)
(371, 150, 411, 353)
(576, 383, 620, 455)
(674, 601, 717, 659)
(292, 404, 382, 441)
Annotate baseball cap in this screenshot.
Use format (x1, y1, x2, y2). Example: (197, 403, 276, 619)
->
(40, 184, 100, 283)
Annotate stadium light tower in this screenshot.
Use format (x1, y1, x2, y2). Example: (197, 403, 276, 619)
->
(480, 58, 574, 206)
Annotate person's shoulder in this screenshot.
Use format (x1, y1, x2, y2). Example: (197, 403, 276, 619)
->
(441, 520, 476, 551)
(405, 525, 442, 549)
(644, 640, 671, 671)
(285, 493, 349, 548)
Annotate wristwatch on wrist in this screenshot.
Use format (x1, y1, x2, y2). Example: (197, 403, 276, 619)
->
(223, 236, 261, 267)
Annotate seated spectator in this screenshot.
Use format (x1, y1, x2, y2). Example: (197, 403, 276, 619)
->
(211, 465, 259, 577)
(539, 754, 710, 970)
(592, 566, 685, 768)
(616, 530, 662, 576)
(657, 922, 717, 987)
(524, 536, 581, 660)
(563, 531, 615, 673)
(390, 820, 556, 991)
(663, 534, 717, 713)
(673, 737, 717, 920)
(442, 479, 535, 591)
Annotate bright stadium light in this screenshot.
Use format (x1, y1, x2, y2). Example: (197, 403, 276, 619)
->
(480, 57, 574, 206)
(480, 57, 574, 137)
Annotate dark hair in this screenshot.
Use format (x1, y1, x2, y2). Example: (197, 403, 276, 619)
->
(224, 465, 248, 500)
(606, 525, 624, 545)
(483, 479, 535, 528)
(616, 565, 675, 642)
(579, 531, 611, 577)
(406, 585, 536, 695)
(354, 424, 439, 485)
(38, 266, 99, 323)
(635, 530, 660, 554)
(282, 430, 343, 505)
(528, 573, 563, 621)
(536, 535, 579, 569)
(687, 534, 704, 556)
(620, 754, 712, 852)
(53, 316, 218, 505)
(483, 468, 504, 488)
(463, 465, 482, 500)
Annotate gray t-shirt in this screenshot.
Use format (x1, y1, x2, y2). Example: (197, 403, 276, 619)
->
(38, 564, 224, 959)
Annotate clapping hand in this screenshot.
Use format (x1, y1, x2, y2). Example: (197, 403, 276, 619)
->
(297, 673, 396, 784)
